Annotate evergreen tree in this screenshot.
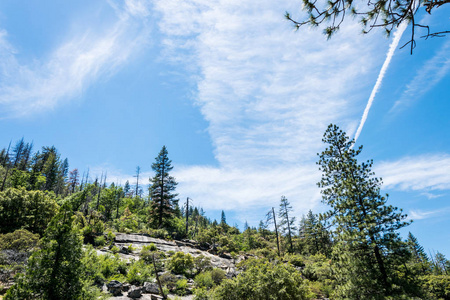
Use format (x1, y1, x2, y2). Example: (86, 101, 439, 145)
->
(149, 146, 178, 229)
(5, 204, 87, 300)
(299, 210, 332, 256)
(407, 232, 430, 274)
(317, 124, 415, 298)
(220, 210, 227, 225)
(278, 196, 296, 253)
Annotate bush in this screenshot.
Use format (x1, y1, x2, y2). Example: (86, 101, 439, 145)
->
(167, 252, 194, 276)
(212, 259, 311, 300)
(94, 236, 106, 247)
(0, 229, 40, 251)
(175, 279, 188, 296)
(194, 287, 211, 300)
(194, 255, 212, 274)
(195, 272, 214, 289)
(126, 259, 153, 285)
(210, 268, 226, 285)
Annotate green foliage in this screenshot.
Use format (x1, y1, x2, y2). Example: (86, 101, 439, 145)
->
(94, 235, 106, 247)
(317, 124, 416, 298)
(194, 254, 212, 274)
(212, 259, 311, 300)
(194, 287, 212, 300)
(5, 204, 87, 300)
(420, 275, 450, 299)
(149, 146, 178, 229)
(0, 229, 40, 251)
(0, 187, 59, 235)
(167, 251, 194, 275)
(175, 279, 188, 296)
(126, 259, 153, 285)
(195, 272, 215, 289)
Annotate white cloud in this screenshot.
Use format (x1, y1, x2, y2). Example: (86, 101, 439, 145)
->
(390, 40, 450, 113)
(409, 207, 450, 220)
(376, 154, 450, 191)
(0, 0, 153, 118)
(150, 0, 390, 221)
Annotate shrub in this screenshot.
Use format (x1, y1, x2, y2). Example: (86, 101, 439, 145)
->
(0, 229, 40, 251)
(195, 272, 214, 289)
(175, 279, 188, 296)
(94, 236, 106, 247)
(193, 287, 211, 300)
(126, 259, 153, 285)
(210, 268, 226, 285)
(194, 255, 212, 274)
(167, 252, 194, 276)
(212, 259, 311, 300)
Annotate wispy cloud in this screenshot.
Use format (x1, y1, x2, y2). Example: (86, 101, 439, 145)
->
(390, 40, 450, 113)
(409, 207, 450, 220)
(376, 154, 450, 191)
(0, 0, 152, 118)
(150, 0, 390, 220)
(353, 22, 407, 142)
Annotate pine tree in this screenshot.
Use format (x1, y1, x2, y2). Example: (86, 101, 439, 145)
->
(299, 210, 332, 256)
(317, 124, 415, 298)
(278, 196, 296, 253)
(5, 204, 86, 300)
(220, 210, 227, 225)
(149, 146, 178, 229)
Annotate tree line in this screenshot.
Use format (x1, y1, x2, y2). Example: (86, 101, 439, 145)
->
(0, 125, 449, 299)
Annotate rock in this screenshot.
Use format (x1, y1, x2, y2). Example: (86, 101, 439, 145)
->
(128, 285, 143, 298)
(122, 282, 131, 291)
(107, 280, 123, 296)
(119, 246, 130, 254)
(143, 282, 160, 294)
(151, 295, 164, 300)
(219, 252, 232, 259)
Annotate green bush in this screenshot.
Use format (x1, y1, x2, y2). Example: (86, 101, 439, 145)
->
(167, 252, 194, 275)
(0, 229, 40, 251)
(175, 279, 188, 296)
(194, 287, 211, 300)
(126, 259, 153, 285)
(94, 235, 106, 247)
(420, 275, 450, 299)
(194, 255, 212, 274)
(212, 259, 311, 300)
(210, 268, 226, 285)
(195, 272, 215, 289)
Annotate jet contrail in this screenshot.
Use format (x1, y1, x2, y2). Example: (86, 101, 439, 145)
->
(354, 22, 408, 142)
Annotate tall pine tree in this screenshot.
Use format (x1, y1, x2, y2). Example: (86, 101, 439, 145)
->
(317, 124, 416, 298)
(149, 146, 178, 229)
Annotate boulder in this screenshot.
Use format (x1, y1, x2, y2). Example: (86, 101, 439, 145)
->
(107, 280, 123, 296)
(128, 285, 143, 298)
(143, 282, 160, 294)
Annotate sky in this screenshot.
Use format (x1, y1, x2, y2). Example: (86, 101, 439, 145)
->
(0, 0, 449, 256)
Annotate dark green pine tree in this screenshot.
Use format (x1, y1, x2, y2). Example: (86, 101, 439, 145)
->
(299, 210, 332, 256)
(149, 146, 178, 229)
(406, 232, 430, 274)
(317, 124, 416, 298)
(220, 210, 227, 225)
(5, 204, 86, 300)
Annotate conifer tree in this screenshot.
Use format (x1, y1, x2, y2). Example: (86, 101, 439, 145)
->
(5, 204, 86, 300)
(149, 146, 178, 229)
(317, 124, 415, 298)
(278, 196, 296, 253)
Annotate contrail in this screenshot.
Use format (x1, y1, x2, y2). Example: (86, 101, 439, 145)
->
(354, 22, 408, 142)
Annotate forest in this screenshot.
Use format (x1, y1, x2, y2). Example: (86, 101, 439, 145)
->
(0, 124, 449, 300)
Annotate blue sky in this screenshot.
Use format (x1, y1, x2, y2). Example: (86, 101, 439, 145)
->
(0, 0, 449, 255)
